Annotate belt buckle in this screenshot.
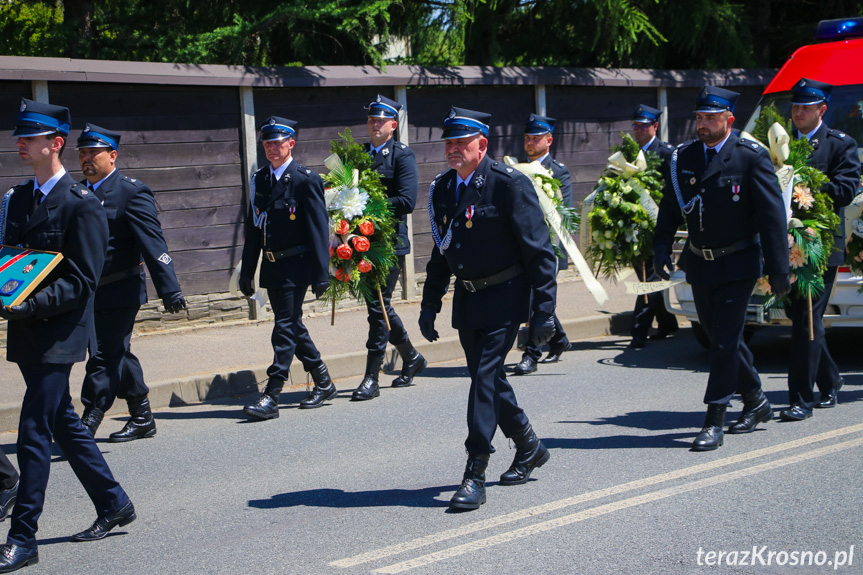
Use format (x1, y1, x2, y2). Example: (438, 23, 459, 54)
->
(702, 248, 714, 261)
(265, 251, 276, 263)
(463, 280, 477, 293)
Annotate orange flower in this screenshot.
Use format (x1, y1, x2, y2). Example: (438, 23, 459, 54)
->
(335, 219, 351, 235)
(336, 244, 353, 260)
(335, 268, 350, 282)
(352, 236, 370, 253)
(358, 220, 375, 236)
(358, 259, 372, 273)
(789, 243, 806, 268)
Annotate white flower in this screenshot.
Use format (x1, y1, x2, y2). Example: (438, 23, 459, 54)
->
(853, 218, 863, 238)
(543, 183, 553, 194)
(610, 196, 621, 207)
(604, 230, 612, 239)
(330, 185, 369, 219)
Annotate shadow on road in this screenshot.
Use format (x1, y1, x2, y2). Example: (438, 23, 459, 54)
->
(249, 485, 455, 509)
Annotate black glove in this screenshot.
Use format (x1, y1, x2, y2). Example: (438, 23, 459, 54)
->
(238, 276, 255, 298)
(654, 252, 674, 281)
(418, 308, 439, 342)
(530, 312, 556, 346)
(162, 292, 187, 314)
(769, 274, 791, 298)
(313, 283, 329, 300)
(0, 300, 36, 320)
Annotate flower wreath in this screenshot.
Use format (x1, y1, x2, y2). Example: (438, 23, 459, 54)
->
(322, 130, 397, 312)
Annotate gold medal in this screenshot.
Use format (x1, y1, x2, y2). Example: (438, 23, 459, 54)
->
(465, 220, 473, 229)
(290, 214, 296, 220)
(689, 177, 696, 185)
(443, 215, 447, 224)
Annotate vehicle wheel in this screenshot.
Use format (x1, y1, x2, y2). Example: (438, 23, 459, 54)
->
(690, 321, 710, 349)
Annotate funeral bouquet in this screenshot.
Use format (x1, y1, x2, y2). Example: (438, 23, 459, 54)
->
(585, 132, 664, 279)
(847, 208, 863, 279)
(322, 130, 396, 308)
(748, 105, 838, 300)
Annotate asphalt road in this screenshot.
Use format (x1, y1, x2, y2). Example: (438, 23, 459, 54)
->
(1, 326, 861, 575)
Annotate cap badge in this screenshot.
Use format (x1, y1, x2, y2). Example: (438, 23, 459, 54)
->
(269, 118, 276, 126)
(84, 126, 90, 132)
(448, 109, 456, 119)
(19, 101, 26, 112)
(376, 95, 382, 103)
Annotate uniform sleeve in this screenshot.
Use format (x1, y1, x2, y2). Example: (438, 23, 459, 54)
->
(388, 146, 419, 218)
(749, 149, 790, 277)
(305, 173, 331, 287)
(556, 164, 574, 209)
(824, 136, 861, 209)
(421, 246, 452, 314)
(507, 173, 557, 316)
(653, 161, 684, 258)
(240, 191, 262, 282)
(33, 196, 108, 318)
(125, 184, 182, 297)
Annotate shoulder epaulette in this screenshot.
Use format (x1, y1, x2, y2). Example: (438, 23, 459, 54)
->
(490, 162, 517, 177)
(737, 137, 763, 152)
(552, 159, 566, 168)
(827, 129, 847, 139)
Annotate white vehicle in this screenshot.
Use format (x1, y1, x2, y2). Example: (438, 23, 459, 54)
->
(665, 17, 863, 347)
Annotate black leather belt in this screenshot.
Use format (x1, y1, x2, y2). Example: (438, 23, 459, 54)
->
(689, 235, 760, 261)
(265, 244, 308, 262)
(460, 264, 524, 293)
(98, 263, 143, 287)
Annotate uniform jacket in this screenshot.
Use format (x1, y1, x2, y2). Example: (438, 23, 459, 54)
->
(422, 155, 557, 329)
(654, 132, 789, 286)
(538, 154, 573, 270)
(89, 169, 181, 311)
(2, 172, 108, 363)
(366, 139, 418, 256)
(241, 160, 329, 290)
(799, 122, 861, 266)
(645, 137, 676, 164)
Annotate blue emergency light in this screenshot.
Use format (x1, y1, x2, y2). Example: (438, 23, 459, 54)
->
(814, 17, 863, 41)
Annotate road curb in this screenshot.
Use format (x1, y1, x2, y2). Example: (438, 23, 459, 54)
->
(0, 312, 631, 432)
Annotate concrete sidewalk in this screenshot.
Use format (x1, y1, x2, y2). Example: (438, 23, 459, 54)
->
(0, 272, 636, 431)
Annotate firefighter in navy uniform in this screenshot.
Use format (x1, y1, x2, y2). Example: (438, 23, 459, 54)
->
(0, 100, 134, 573)
(782, 78, 861, 419)
(513, 114, 572, 375)
(76, 124, 186, 442)
(239, 117, 334, 418)
(653, 87, 790, 452)
(420, 107, 557, 510)
(352, 95, 426, 400)
(629, 104, 679, 349)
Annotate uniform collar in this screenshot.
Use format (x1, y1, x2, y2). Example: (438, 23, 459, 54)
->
(87, 168, 117, 191)
(641, 136, 657, 152)
(799, 120, 823, 141)
(34, 166, 67, 199)
(703, 131, 732, 156)
(270, 157, 293, 181)
(370, 139, 390, 155)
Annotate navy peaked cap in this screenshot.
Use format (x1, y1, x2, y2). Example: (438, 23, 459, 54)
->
(524, 114, 555, 135)
(632, 105, 661, 124)
(441, 106, 491, 139)
(13, 99, 71, 137)
(366, 95, 401, 118)
(791, 78, 832, 105)
(694, 86, 739, 113)
(76, 123, 121, 150)
(260, 116, 297, 141)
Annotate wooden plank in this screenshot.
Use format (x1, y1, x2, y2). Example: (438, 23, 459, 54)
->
(154, 187, 242, 210)
(159, 205, 245, 229)
(48, 83, 241, 117)
(168, 269, 237, 297)
(104, 164, 243, 192)
(114, 141, 241, 169)
(163, 223, 243, 251)
(169, 246, 242, 274)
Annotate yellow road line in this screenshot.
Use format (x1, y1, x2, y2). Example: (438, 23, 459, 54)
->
(330, 423, 863, 569)
(373, 436, 863, 573)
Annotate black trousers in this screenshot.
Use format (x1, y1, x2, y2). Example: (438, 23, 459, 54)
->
(692, 278, 762, 405)
(631, 261, 678, 339)
(266, 283, 323, 381)
(787, 266, 841, 407)
(460, 323, 530, 455)
(82, 305, 150, 411)
(0, 452, 17, 491)
(365, 255, 409, 354)
(9, 363, 129, 548)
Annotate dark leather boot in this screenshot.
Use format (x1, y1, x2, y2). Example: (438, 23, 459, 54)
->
(692, 404, 726, 451)
(392, 340, 427, 387)
(81, 406, 104, 437)
(300, 363, 338, 409)
(450, 454, 489, 511)
(243, 378, 283, 420)
(499, 423, 550, 485)
(109, 397, 157, 442)
(352, 353, 384, 401)
(728, 389, 772, 434)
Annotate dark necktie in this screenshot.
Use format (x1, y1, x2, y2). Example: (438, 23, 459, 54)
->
(705, 147, 717, 167)
(456, 182, 466, 204)
(370, 148, 377, 159)
(270, 172, 277, 188)
(29, 188, 42, 217)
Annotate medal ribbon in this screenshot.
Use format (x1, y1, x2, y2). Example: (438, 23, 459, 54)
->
(0, 249, 33, 273)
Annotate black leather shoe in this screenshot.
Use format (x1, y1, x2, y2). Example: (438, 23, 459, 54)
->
(728, 395, 772, 434)
(81, 407, 104, 437)
(539, 342, 568, 364)
(499, 425, 550, 485)
(392, 341, 427, 387)
(692, 426, 724, 451)
(649, 325, 679, 340)
(299, 383, 337, 409)
(780, 404, 813, 422)
(109, 397, 156, 443)
(513, 356, 537, 375)
(0, 544, 38, 573)
(72, 501, 136, 542)
(628, 337, 647, 349)
(450, 455, 489, 511)
(351, 377, 380, 401)
(0, 481, 17, 522)
(243, 394, 279, 420)
(816, 378, 844, 409)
